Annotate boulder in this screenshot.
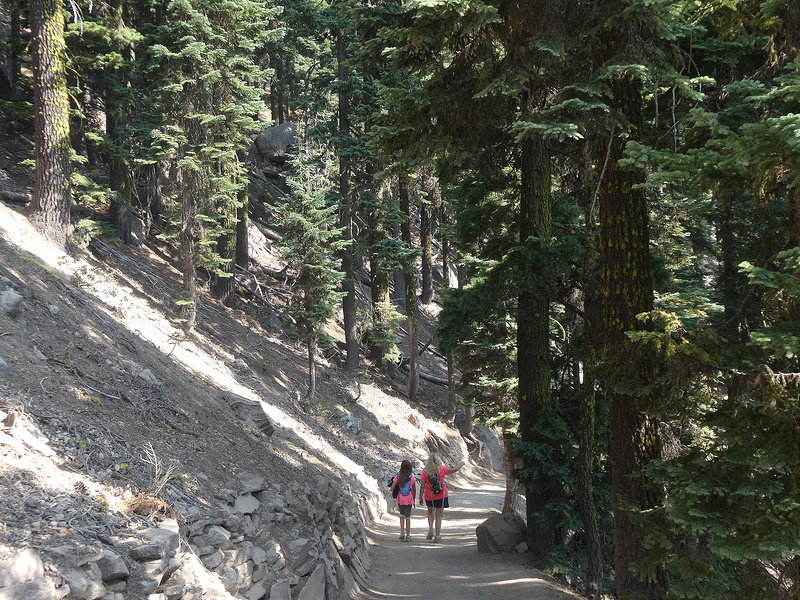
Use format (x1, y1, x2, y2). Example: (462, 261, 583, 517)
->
(476, 512, 527, 554)
(0, 549, 44, 587)
(254, 123, 296, 164)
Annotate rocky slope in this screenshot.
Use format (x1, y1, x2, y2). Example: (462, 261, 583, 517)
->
(0, 200, 497, 600)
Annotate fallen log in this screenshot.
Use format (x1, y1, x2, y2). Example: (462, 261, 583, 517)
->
(0, 190, 31, 204)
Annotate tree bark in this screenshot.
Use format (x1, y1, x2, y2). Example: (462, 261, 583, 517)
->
(400, 178, 419, 400)
(211, 201, 236, 307)
(599, 70, 664, 600)
(517, 132, 556, 558)
(420, 200, 433, 304)
(502, 430, 519, 513)
(578, 135, 603, 600)
(235, 176, 249, 268)
(337, 28, 359, 377)
(179, 170, 198, 331)
(106, 0, 138, 246)
(307, 329, 317, 398)
(28, 0, 72, 248)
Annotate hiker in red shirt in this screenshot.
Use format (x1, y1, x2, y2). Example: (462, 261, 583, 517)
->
(419, 453, 464, 543)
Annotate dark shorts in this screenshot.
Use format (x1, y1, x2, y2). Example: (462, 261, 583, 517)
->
(398, 504, 413, 519)
(425, 496, 450, 509)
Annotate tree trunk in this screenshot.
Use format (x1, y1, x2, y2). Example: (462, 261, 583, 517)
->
(599, 70, 664, 600)
(420, 200, 433, 304)
(400, 178, 419, 400)
(368, 219, 392, 364)
(0, 0, 22, 100)
(337, 28, 359, 377)
(441, 205, 457, 423)
(307, 329, 317, 399)
(719, 187, 747, 339)
(211, 200, 236, 307)
(28, 0, 72, 248)
(235, 177, 249, 268)
(106, 0, 137, 246)
(517, 132, 556, 559)
(445, 353, 456, 424)
(502, 430, 519, 513)
(179, 174, 198, 331)
(578, 136, 603, 600)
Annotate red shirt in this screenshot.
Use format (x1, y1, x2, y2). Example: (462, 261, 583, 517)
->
(420, 466, 450, 501)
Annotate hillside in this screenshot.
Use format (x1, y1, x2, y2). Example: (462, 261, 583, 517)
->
(0, 198, 506, 600)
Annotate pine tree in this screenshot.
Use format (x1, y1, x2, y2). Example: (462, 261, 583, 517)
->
(142, 0, 276, 326)
(276, 139, 346, 398)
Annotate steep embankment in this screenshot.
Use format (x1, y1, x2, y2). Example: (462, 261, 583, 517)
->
(0, 200, 478, 599)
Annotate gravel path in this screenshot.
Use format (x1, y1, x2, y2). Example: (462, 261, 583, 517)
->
(358, 471, 581, 599)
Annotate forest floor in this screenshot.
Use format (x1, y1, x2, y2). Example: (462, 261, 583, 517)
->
(0, 140, 584, 599)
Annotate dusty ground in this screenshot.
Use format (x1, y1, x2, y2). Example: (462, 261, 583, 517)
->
(359, 471, 580, 600)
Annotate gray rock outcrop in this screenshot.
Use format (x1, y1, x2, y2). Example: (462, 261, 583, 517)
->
(476, 512, 527, 554)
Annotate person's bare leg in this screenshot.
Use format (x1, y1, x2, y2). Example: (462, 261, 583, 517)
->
(426, 505, 435, 539)
(434, 507, 443, 536)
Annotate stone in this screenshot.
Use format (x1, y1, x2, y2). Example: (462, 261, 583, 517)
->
(269, 579, 292, 600)
(96, 550, 129, 581)
(233, 494, 260, 515)
(129, 545, 164, 562)
(0, 549, 44, 587)
(201, 550, 224, 570)
(476, 512, 527, 554)
(138, 369, 161, 387)
(0, 357, 7, 374)
(252, 546, 267, 565)
(0, 289, 23, 315)
(233, 561, 253, 587)
(288, 538, 313, 568)
(199, 525, 232, 548)
(243, 580, 268, 600)
(216, 565, 238, 594)
(46, 545, 104, 568)
(0, 579, 59, 600)
(236, 472, 265, 493)
(297, 564, 326, 600)
(223, 544, 254, 567)
(223, 392, 275, 436)
(62, 565, 105, 600)
(254, 123, 296, 164)
(340, 414, 361, 433)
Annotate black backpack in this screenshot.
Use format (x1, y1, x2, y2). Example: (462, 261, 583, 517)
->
(427, 471, 443, 495)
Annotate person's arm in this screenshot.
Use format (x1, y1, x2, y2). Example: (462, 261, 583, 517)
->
(448, 463, 465, 475)
(418, 474, 425, 503)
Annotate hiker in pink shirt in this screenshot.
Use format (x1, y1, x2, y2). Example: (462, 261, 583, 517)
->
(419, 453, 464, 543)
(390, 459, 417, 541)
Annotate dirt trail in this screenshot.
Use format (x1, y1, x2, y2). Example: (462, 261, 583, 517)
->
(358, 471, 581, 600)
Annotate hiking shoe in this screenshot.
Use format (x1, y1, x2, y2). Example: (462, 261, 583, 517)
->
(399, 533, 405, 540)
(434, 535, 442, 543)
(404, 535, 412, 542)
(426, 529, 434, 540)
